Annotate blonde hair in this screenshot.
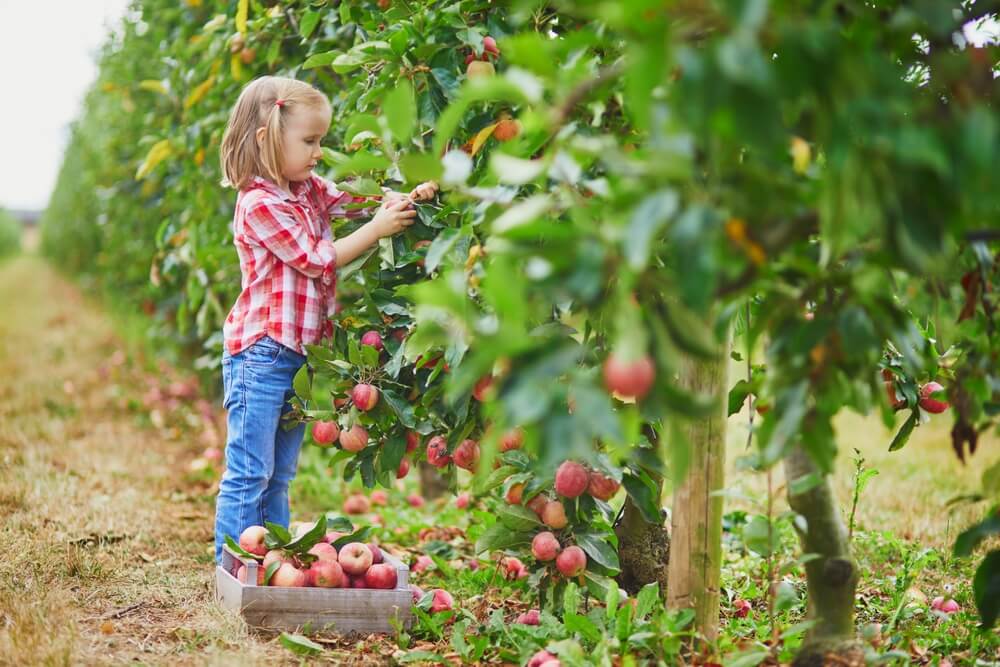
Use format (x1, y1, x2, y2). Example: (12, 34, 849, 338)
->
(219, 76, 331, 190)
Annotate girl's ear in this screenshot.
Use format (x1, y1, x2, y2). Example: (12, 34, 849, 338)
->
(255, 126, 266, 148)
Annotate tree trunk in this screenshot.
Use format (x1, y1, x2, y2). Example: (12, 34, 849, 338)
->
(418, 461, 449, 500)
(615, 484, 670, 596)
(666, 351, 728, 643)
(784, 445, 864, 667)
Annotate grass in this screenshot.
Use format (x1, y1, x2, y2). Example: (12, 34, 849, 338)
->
(1, 252, 997, 665)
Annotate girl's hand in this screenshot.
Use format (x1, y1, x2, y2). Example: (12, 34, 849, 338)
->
(370, 198, 417, 239)
(408, 181, 438, 202)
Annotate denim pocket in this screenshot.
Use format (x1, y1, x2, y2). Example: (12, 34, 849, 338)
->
(243, 336, 282, 366)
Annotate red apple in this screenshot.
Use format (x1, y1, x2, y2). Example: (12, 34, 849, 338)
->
(526, 494, 549, 518)
(505, 482, 524, 505)
(482, 35, 499, 56)
(453, 439, 480, 471)
(516, 609, 540, 625)
(931, 596, 960, 613)
(733, 598, 752, 618)
(602, 353, 656, 400)
(371, 489, 388, 506)
(309, 560, 344, 588)
(238, 525, 268, 557)
(405, 431, 420, 452)
(343, 494, 371, 515)
(368, 543, 384, 564)
(236, 564, 265, 586)
(338, 542, 374, 576)
(587, 472, 620, 501)
(528, 651, 559, 667)
(531, 531, 561, 561)
(397, 458, 410, 479)
(455, 492, 471, 509)
(555, 545, 587, 577)
(312, 420, 340, 446)
(466, 60, 495, 78)
(407, 493, 425, 508)
(426, 435, 451, 468)
(361, 331, 384, 351)
(412, 555, 434, 573)
(349, 575, 368, 588)
(472, 375, 494, 401)
(500, 428, 524, 451)
(339, 424, 369, 452)
(919, 381, 949, 413)
(352, 383, 380, 411)
(502, 556, 529, 580)
(554, 461, 589, 498)
(365, 563, 398, 589)
(271, 562, 307, 587)
(333, 396, 348, 409)
(430, 588, 454, 613)
(493, 119, 520, 142)
(322, 531, 345, 545)
(262, 549, 286, 574)
(308, 542, 338, 563)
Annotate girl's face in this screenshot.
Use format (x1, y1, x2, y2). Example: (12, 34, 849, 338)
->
(276, 107, 330, 185)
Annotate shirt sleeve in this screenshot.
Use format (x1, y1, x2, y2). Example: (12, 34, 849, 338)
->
(313, 174, 382, 221)
(241, 198, 337, 286)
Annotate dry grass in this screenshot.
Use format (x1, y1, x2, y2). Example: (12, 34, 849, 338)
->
(0, 256, 317, 666)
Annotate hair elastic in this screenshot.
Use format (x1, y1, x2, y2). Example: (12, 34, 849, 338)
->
(275, 98, 286, 108)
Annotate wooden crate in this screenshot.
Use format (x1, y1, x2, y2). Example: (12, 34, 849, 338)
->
(216, 544, 413, 634)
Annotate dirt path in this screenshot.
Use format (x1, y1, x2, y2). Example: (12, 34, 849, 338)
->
(0, 256, 302, 666)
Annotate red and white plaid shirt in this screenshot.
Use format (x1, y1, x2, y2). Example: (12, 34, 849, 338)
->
(223, 174, 371, 356)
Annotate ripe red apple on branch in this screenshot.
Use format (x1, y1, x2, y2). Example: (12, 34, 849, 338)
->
(918, 381, 949, 413)
(339, 424, 368, 452)
(554, 461, 589, 498)
(602, 352, 656, 400)
(311, 420, 340, 446)
(352, 383, 380, 411)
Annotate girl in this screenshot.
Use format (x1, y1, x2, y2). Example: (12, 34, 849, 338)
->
(213, 75, 437, 562)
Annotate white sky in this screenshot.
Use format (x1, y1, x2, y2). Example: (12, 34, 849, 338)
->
(0, 4, 994, 213)
(0, 0, 130, 211)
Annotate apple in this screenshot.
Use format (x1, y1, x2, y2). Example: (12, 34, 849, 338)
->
(338, 542, 374, 576)
(426, 435, 452, 468)
(322, 531, 345, 545)
(262, 549, 286, 574)
(239, 47, 256, 65)
(236, 564, 265, 586)
(371, 489, 388, 506)
(505, 482, 524, 505)
(526, 494, 549, 518)
(531, 531, 561, 561)
(271, 562, 307, 587)
(412, 555, 434, 573)
(397, 458, 411, 479)
(405, 431, 420, 452)
(455, 492, 471, 509)
(430, 588, 454, 613)
(587, 472, 620, 501)
(203, 446, 223, 462)
(339, 424, 369, 452)
(352, 383, 380, 411)
(414, 239, 433, 269)
(602, 353, 656, 400)
(556, 545, 587, 577)
(333, 396, 348, 409)
(360, 330, 384, 351)
(919, 381, 949, 413)
(528, 650, 559, 667)
(238, 525, 268, 557)
(309, 560, 344, 588)
(472, 375, 494, 401)
(500, 428, 524, 451)
(365, 563, 398, 589)
(343, 494, 371, 515)
(308, 542, 338, 563)
(368, 543, 384, 564)
(733, 598, 752, 618)
(349, 575, 368, 589)
(554, 461, 589, 498)
(407, 493, 425, 507)
(493, 119, 520, 142)
(931, 596, 960, 614)
(312, 420, 340, 446)
(409, 584, 425, 603)
(516, 609, 540, 625)
(482, 35, 500, 57)
(502, 556, 529, 580)
(453, 439, 480, 471)
(466, 60, 495, 78)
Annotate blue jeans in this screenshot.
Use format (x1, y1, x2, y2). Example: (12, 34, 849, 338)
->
(214, 335, 307, 563)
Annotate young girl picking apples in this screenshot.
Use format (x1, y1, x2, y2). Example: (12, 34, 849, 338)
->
(213, 76, 437, 562)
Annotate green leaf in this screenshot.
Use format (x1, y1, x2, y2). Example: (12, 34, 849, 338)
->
(265, 522, 292, 546)
(973, 550, 1000, 628)
(954, 513, 1000, 557)
(888, 410, 918, 452)
(299, 11, 321, 39)
(279, 632, 323, 656)
(495, 504, 543, 531)
(724, 651, 769, 667)
(264, 560, 281, 585)
(424, 227, 462, 275)
(293, 365, 312, 401)
(224, 535, 259, 561)
(635, 582, 659, 617)
(399, 153, 443, 183)
(284, 515, 327, 553)
(742, 515, 777, 557)
(728, 379, 752, 416)
(473, 522, 532, 554)
(622, 469, 661, 524)
(577, 533, 621, 574)
(302, 50, 338, 69)
(384, 78, 415, 144)
(626, 190, 678, 270)
(381, 388, 416, 428)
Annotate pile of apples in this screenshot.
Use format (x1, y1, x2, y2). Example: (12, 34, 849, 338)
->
(236, 525, 397, 589)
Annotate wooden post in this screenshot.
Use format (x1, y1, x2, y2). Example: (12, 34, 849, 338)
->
(666, 348, 728, 642)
